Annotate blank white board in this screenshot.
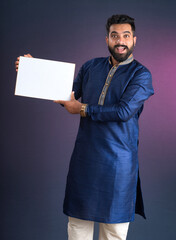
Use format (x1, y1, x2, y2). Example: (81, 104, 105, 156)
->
(15, 56, 75, 101)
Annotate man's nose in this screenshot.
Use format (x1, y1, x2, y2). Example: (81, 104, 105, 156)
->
(115, 36, 124, 44)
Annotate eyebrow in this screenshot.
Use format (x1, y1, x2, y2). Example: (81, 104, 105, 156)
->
(111, 31, 131, 35)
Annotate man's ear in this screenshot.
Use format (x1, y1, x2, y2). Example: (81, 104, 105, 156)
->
(105, 36, 109, 46)
(134, 36, 137, 46)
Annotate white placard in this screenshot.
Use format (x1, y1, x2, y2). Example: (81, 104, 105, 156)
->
(15, 56, 75, 101)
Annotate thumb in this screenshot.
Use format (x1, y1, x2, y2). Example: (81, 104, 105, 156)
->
(71, 91, 75, 101)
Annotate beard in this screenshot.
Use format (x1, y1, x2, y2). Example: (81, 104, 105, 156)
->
(108, 42, 135, 63)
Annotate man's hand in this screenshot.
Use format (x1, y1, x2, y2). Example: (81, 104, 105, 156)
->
(54, 92, 82, 114)
(15, 53, 33, 72)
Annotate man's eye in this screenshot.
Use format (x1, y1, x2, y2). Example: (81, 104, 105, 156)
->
(124, 34, 130, 38)
(112, 35, 118, 38)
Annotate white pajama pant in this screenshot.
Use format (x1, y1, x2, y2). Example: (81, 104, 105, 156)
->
(68, 217, 130, 240)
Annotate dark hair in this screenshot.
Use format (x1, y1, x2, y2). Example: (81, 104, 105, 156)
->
(106, 14, 135, 35)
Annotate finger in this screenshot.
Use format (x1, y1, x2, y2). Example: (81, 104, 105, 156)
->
(24, 54, 33, 58)
(27, 54, 33, 58)
(15, 57, 20, 71)
(70, 91, 75, 101)
(54, 100, 66, 105)
(15, 60, 19, 70)
(15, 56, 20, 63)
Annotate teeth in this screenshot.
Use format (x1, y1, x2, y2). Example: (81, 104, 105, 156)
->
(116, 46, 125, 52)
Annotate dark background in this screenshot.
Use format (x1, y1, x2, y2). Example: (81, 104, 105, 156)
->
(1, 0, 176, 239)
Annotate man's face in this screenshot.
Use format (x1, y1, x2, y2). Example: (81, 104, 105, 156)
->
(106, 23, 137, 63)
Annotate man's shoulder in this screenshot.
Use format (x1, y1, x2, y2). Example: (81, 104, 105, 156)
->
(132, 59, 151, 76)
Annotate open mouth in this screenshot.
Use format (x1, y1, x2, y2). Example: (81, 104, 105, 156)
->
(115, 46, 127, 54)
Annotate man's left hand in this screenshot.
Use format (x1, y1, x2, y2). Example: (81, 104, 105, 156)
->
(54, 91, 82, 114)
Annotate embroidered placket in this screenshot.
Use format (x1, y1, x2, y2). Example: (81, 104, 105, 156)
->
(98, 56, 134, 106)
(98, 65, 118, 105)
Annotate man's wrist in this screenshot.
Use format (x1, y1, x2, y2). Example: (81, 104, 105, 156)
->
(80, 104, 88, 117)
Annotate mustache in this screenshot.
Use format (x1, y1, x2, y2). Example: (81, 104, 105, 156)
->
(114, 44, 128, 49)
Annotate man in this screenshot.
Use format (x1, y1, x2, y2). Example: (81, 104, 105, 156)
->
(16, 14, 154, 240)
(56, 14, 154, 240)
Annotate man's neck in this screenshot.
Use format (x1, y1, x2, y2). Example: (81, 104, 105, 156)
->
(110, 54, 133, 66)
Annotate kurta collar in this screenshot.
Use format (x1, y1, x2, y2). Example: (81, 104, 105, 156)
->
(108, 55, 134, 66)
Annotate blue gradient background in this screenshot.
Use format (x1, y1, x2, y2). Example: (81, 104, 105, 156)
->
(1, 0, 176, 239)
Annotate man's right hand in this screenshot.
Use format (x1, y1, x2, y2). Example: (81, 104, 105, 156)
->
(15, 53, 33, 72)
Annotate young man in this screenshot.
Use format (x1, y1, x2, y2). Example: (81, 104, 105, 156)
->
(55, 14, 154, 240)
(15, 14, 154, 240)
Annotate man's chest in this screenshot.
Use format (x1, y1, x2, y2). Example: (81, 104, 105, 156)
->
(81, 66, 134, 105)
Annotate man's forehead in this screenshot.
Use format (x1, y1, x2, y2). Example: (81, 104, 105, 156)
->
(109, 23, 132, 34)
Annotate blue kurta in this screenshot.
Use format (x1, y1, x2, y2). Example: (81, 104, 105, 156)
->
(63, 56, 154, 223)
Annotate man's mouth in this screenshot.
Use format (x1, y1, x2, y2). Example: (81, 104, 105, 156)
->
(115, 45, 127, 54)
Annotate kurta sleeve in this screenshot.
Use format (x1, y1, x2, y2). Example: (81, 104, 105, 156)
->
(72, 66, 83, 100)
(73, 59, 95, 100)
(86, 69, 154, 122)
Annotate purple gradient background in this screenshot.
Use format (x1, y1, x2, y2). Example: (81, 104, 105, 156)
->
(1, 0, 176, 239)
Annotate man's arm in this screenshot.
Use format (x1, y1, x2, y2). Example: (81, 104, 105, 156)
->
(86, 70, 154, 122)
(55, 69, 154, 122)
